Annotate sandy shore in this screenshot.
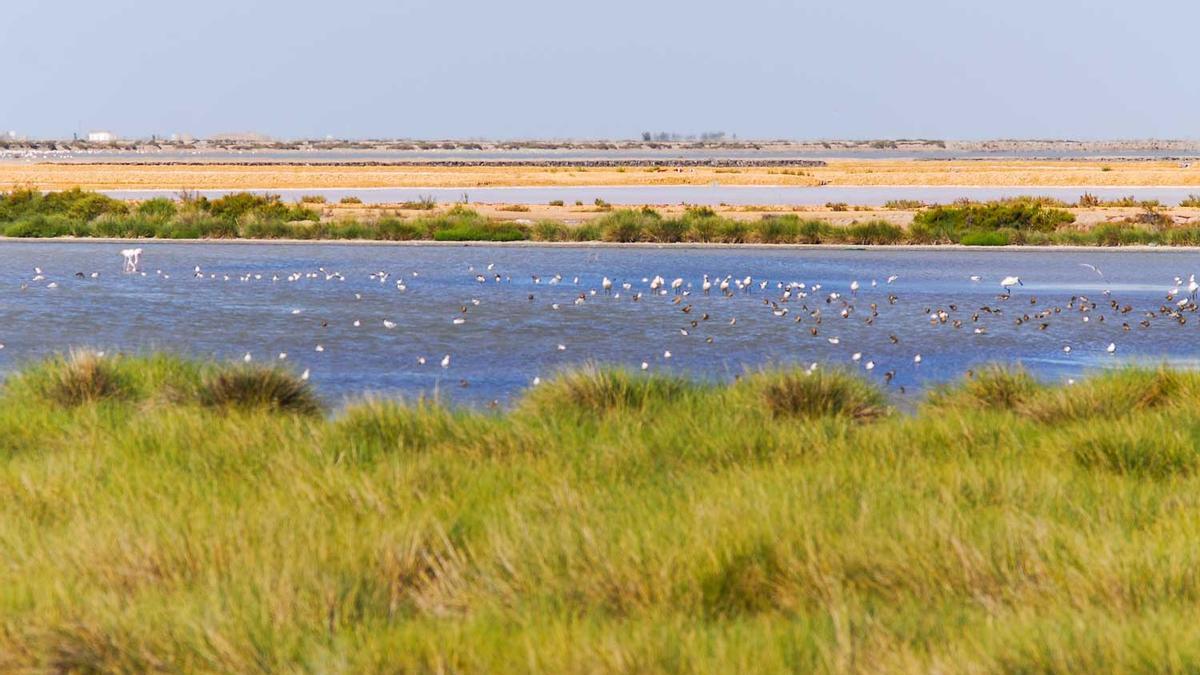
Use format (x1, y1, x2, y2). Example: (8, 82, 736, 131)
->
(3, 160, 1200, 191)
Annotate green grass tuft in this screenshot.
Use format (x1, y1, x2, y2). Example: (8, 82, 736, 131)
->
(196, 365, 322, 415)
(736, 367, 889, 420)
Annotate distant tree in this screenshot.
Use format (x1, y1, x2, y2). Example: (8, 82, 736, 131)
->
(641, 131, 652, 142)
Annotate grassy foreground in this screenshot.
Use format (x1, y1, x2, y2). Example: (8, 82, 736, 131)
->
(5, 354, 1200, 672)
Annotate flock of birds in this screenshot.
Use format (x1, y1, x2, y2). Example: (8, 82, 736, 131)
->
(5, 249, 1200, 402)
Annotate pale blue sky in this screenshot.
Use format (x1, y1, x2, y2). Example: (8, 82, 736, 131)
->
(2, 0, 1195, 140)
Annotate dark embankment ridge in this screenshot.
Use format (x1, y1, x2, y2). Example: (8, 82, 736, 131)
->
(4, 352, 1200, 670)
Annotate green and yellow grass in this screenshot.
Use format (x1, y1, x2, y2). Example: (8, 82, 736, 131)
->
(4, 355, 1200, 672)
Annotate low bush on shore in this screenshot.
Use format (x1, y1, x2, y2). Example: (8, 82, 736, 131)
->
(2, 189, 1199, 246)
(5, 354, 1200, 670)
(909, 198, 1076, 243)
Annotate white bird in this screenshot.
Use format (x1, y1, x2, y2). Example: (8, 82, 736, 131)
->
(440, 354, 451, 368)
(315, 345, 324, 352)
(886, 275, 899, 284)
(417, 356, 427, 365)
(1063, 346, 1071, 353)
(849, 280, 860, 294)
(641, 361, 649, 370)
(278, 352, 287, 360)
(557, 344, 566, 351)
(914, 354, 922, 364)
(602, 276, 613, 293)
(383, 320, 396, 329)
(1000, 276, 1022, 289)
(851, 352, 862, 362)
(663, 350, 672, 359)
(865, 361, 875, 370)
(1106, 343, 1116, 354)
(969, 275, 982, 282)
(300, 369, 310, 381)
(243, 352, 252, 363)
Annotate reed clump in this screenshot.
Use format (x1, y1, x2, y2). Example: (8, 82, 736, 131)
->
(735, 368, 889, 420)
(196, 366, 322, 415)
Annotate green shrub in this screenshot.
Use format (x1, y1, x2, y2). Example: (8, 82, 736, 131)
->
(399, 195, 437, 210)
(842, 220, 905, 245)
(136, 198, 178, 220)
(570, 223, 601, 241)
(754, 215, 801, 244)
(361, 218, 417, 241)
(959, 230, 1010, 246)
(643, 217, 689, 243)
(531, 220, 568, 242)
(884, 199, 925, 210)
(597, 208, 659, 243)
(912, 200, 1075, 243)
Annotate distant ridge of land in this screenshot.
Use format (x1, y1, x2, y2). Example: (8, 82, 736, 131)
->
(16, 159, 830, 169)
(4, 138, 1200, 156)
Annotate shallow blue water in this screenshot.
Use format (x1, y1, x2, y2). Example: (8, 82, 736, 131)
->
(1, 242, 1198, 406)
(7, 147, 1200, 163)
(100, 185, 1200, 207)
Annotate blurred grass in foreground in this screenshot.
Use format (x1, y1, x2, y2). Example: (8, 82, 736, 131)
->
(3, 355, 1200, 671)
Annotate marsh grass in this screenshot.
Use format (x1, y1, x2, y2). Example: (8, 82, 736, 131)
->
(925, 364, 1041, 411)
(736, 368, 889, 420)
(196, 365, 322, 415)
(6, 355, 1200, 670)
(18, 349, 132, 406)
(519, 364, 696, 417)
(4, 190, 1200, 246)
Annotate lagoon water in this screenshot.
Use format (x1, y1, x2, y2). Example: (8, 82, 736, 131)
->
(8, 148, 1200, 163)
(1, 241, 1197, 406)
(101, 185, 1200, 207)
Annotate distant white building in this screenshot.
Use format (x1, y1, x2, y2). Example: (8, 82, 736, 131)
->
(87, 131, 117, 143)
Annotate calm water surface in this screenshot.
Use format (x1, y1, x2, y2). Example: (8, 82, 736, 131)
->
(100, 185, 1200, 207)
(2, 242, 1198, 406)
(7, 148, 1200, 163)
